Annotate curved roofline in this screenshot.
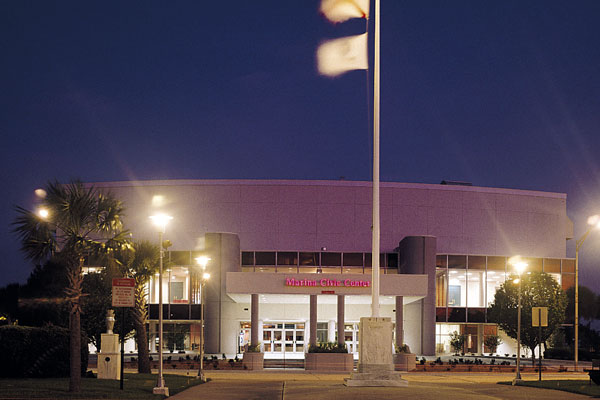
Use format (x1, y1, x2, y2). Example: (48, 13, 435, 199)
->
(88, 178, 566, 199)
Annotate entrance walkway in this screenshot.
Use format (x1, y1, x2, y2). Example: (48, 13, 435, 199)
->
(169, 370, 590, 400)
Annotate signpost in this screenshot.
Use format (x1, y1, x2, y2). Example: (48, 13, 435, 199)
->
(532, 307, 548, 382)
(112, 278, 135, 390)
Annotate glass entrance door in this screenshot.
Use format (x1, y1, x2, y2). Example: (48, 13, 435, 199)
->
(344, 323, 359, 355)
(263, 322, 305, 356)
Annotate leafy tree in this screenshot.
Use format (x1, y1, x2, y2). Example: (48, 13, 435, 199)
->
(484, 334, 502, 354)
(488, 271, 567, 365)
(565, 285, 597, 326)
(12, 181, 129, 392)
(449, 331, 466, 354)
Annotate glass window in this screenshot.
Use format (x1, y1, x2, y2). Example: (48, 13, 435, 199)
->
(300, 252, 320, 266)
(448, 308, 466, 322)
(524, 257, 542, 272)
(278, 266, 298, 273)
(467, 308, 485, 323)
(436, 255, 447, 268)
(319, 266, 341, 274)
(242, 266, 254, 273)
(168, 267, 189, 303)
(468, 256, 485, 270)
(467, 270, 485, 307)
(343, 266, 362, 274)
(562, 259, 575, 273)
(436, 268, 447, 307)
(169, 251, 191, 265)
(299, 266, 318, 273)
(485, 269, 506, 306)
(255, 252, 276, 265)
(387, 253, 399, 269)
(448, 255, 466, 269)
(435, 324, 460, 354)
(436, 307, 447, 322)
(256, 266, 276, 273)
(365, 253, 386, 267)
(316, 322, 328, 343)
(241, 252, 254, 266)
(448, 267, 466, 307)
(543, 258, 561, 273)
(343, 253, 363, 266)
(321, 252, 341, 266)
(487, 256, 506, 271)
(562, 274, 575, 290)
(277, 252, 298, 265)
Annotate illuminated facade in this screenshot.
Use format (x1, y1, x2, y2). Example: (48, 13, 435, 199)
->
(92, 179, 574, 358)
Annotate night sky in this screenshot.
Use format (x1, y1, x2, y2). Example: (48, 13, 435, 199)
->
(2, 1, 600, 291)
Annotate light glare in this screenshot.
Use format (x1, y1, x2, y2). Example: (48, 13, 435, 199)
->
(149, 214, 172, 232)
(37, 208, 49, 219)
(196, 256, 211, 268)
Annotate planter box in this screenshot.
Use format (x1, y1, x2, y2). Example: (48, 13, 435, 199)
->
(242, 352, 264, 370)
(305, 353, 354, 372)
(393, 353, 416, 371)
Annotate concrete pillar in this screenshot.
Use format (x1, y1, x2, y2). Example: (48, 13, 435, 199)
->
(204, 233, 241, 355)
(251, 294, 259, 347)
(328, 320, 336, 342)
(395, 296, 404, 348)
(398, 235, 437, 356)
(310, 295, 317, 346)
(337, 295, 345, 345)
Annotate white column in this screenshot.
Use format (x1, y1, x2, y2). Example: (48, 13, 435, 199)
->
(328, 320, 336, 342)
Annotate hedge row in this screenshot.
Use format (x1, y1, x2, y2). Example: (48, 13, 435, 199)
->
(544, 347, 599, 361)
(0, 325, 88, 378)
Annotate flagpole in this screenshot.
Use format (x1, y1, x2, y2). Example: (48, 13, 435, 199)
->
(371, 0, 380, 319)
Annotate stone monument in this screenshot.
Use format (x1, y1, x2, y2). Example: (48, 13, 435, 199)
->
(97, 310, 121, 380)
(344, 317, 407, 387)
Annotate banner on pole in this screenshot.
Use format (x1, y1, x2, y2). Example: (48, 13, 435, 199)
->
(112, 278, 135, 307)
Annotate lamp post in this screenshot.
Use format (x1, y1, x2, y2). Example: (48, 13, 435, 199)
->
(150, 214, 172, 397)
(510, 257, 527, 385)
(195, 256, 210, 382)
(574, 214, 600, 372)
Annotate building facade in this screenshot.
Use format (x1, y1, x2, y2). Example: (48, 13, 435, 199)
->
(90, 179, 574, 358)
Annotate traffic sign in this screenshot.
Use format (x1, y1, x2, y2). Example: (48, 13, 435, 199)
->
(112, 278, 135, 307)
(532, 307, 548, 327)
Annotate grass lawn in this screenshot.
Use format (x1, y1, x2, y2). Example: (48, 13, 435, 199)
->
(500, 379, 600, 397)
(0, 373, 204, 399)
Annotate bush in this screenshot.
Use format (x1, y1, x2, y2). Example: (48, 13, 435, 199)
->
(308, 342, 348, 353)
(544, 348, 571, 360)
(0, 325, 88, 378)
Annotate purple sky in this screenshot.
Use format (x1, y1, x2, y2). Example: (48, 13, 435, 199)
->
(2, 1, 600, 291)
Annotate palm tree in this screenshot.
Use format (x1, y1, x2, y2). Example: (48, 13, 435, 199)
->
(121, 241, 160, 373)
(13, 180, 128, 392)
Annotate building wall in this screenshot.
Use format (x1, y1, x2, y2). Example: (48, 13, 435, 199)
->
(93, 179, 570, 259)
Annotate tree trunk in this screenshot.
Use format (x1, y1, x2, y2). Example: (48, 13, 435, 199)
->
(69, 306, 81, 392)
(66, 258, 84, 393)
(133, 281, 150, 373)
(136, 321, 151, 373)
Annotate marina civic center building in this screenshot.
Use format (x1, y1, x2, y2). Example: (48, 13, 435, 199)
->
(90, 179, 574, 358)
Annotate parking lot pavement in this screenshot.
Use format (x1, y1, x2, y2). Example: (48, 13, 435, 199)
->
(169, 371, 591, 400)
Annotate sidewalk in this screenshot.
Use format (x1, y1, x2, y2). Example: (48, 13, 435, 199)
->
(168, 370, 591, 400)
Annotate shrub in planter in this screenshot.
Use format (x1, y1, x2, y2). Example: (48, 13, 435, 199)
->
(308, 342, 348, 353)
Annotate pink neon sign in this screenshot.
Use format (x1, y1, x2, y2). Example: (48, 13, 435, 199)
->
(285, 277, 371, 288)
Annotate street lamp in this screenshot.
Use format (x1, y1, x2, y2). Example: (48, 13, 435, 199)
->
(574, 214, 600, 372)
(150, 214, 172, 397)
(510, 256, 527, 385)
(195, 256, 210, 382)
